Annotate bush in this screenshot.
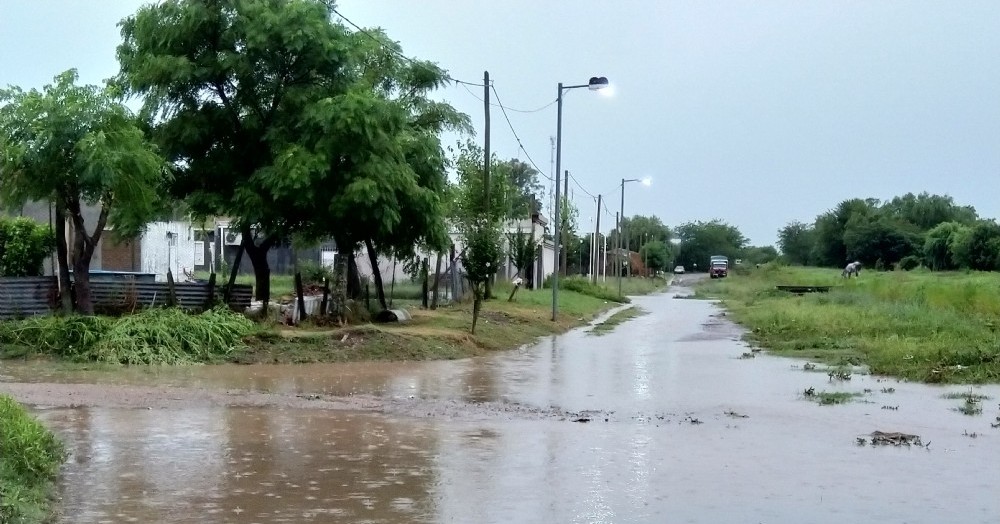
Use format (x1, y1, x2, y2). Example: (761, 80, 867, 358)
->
(898, 255, 921, 271)
(543, 275, 629, 303)
(0, 307, 257, 365)
(0, 217, 54, 277)
(298, 260, 334, 285)
(0, 395, 65, 523)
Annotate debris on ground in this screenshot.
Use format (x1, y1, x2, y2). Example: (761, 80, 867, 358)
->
(724, 410, 749, 419)
(867, 430, 924, 447)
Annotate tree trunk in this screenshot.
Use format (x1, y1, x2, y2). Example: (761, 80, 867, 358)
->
(71, 227, 93, 315)
(346, 251, 362, 299)
(431, 252, 443, 309)
(53, 201, 72, 314)
(224, 243, 245, 304)
(363, 239, 388, 310)
(335, 251, 348, 325)
(471, 288, 482, 334)
(421, 258, 429, 309)
(242, 232, 276, 312)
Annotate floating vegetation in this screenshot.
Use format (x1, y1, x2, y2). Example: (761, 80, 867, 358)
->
(866, 431, 925, 447)
(881, 387, 896, 394)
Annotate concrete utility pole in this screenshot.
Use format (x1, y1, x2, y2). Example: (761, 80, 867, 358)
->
(560, 172, 569, 276)
(483, 71, 492, 299)
(593, 194, 602, 284)
(615, 211, 621, 297)
(483, 71, 491, 208)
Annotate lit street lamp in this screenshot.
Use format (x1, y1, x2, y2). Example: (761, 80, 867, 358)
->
(617, 176, 651, 297)
(551, 76, 609, 322)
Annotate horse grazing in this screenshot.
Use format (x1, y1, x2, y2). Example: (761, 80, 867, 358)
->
(842, 261, 862, 278)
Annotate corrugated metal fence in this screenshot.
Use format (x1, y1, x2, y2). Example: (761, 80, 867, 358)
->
(0, 277, 253, 319)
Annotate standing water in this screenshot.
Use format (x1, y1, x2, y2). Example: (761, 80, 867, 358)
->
(3, 283, 999, 523)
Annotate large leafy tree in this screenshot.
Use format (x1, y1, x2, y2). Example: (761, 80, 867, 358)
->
(923, 221, 967, 271)
(811, 198, 879, 267)
(291, 27, 469, 312)
(611, 215, 672, 254)
(882, 192, 977, 230)
(0, 70, 167, 314)
(777, 221, 815, 265)
(117, 0, 463, 309)
(673, 220, 748, 270)
(950, 221, 1000, 271)
(842, 212, 921, 267)
(638, 239, 670, 273)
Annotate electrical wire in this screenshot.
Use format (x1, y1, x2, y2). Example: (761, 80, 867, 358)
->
(331, 7, 483, 87)
(569, 172, 597, 201)
(490, 84, 554, 182)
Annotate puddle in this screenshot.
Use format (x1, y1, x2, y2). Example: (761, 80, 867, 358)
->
(4, 285, 1000, 523)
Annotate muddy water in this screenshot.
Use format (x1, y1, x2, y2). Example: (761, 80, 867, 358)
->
(5, 285, 1000, 523)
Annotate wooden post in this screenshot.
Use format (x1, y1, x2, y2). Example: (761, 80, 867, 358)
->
(421, 257, 429, 309)
(166, 269, 177, 308)
(224, 243, 244, 304)
(204, 272, 217, 310)
(320, 278, 329, 317)
(431, 252, 443, 309)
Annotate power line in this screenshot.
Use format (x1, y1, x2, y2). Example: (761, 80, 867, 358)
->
(331, 7, 482, 87)
(490, 84, 554, 182)
(459, 82, 557, 114)
(569, 172, 597, 201)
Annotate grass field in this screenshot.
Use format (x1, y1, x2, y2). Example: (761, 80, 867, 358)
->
(696, 265, 1000, 384)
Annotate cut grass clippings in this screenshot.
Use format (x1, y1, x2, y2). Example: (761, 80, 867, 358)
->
(802, 388, 865, 405)
(0, 395, 66, 524)
(589, 306, 646, 336)
(696, 264, 1000, 384)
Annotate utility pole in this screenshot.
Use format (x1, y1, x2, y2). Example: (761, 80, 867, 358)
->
(593, 195, 602, 284)
(483, 71, 492, 299)
(560, 171, 569, 276)
(483, 71, 491, 207)
(615, 211, 621, 297)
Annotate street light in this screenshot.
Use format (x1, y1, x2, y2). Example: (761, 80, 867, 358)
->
(551, 76, 610, 322)
(618, 177, 652, 297)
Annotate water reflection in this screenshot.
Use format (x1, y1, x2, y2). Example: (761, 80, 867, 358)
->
(10, 290, 1000, 523)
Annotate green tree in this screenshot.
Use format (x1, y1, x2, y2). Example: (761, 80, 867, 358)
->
(505, 159, 543, 219)
(811, 198, 879, 267)
(674, 220, 748, 270)
(923, 221, 967, 270)
(611, 215, 672, 254)
(742, 245, 779, 266)
(950, 221, 1000, 271)
(842, 212, 921, 268)
(0, 217, 54, 277)
(882, 192, 978, 230)
(639, 240, 670, 273)
(0, 70, 167, 314)
(777, 221, 815, 265)
(118, 0, 465, 311)
(460, 219, 504, 333)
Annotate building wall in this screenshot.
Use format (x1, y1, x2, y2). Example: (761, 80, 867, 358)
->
(140, 221, 197, 281)
(6, 200, 106, 274)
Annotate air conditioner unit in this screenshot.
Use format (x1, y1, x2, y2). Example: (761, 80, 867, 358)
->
(224, 229, 242, 246)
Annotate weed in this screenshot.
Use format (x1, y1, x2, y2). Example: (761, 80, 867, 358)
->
(805, 390, 863, 405)
(589, 306, 645, 336)
(0, 395, 65, 523)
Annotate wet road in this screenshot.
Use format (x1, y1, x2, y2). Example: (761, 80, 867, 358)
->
(4, 283, 1000, 523)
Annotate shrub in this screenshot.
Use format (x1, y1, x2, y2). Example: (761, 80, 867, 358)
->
(898, 255, 921, 271)
(298, 260, 334, 285)
(0, 394, 65, 523)
(543, 275, 629, 303)
(0, 307, 257, 365)
(0, 217, 54, 277)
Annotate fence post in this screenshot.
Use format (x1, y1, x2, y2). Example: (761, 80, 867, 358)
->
(166, 269, 178, 307)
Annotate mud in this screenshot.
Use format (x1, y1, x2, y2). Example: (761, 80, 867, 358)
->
(3, 278, 1000, 523)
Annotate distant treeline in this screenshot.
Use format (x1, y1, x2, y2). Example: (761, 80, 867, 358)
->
(778, 192, 999, 271)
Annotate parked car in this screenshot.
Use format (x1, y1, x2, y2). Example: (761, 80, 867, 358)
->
(673, 265, 685, 274)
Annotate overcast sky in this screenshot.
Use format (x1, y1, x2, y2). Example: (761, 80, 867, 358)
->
(2, 1, 998, 245)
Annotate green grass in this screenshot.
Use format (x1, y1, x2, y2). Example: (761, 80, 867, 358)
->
(0, 395, 66, 524)
(0, 307, 257, 365)
(590, 306, 646, 336)
(696, 264, 1000, 384)
(235, 286, 616, 364)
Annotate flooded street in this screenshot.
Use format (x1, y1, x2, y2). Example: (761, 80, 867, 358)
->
(4, 283, 1000, 523)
